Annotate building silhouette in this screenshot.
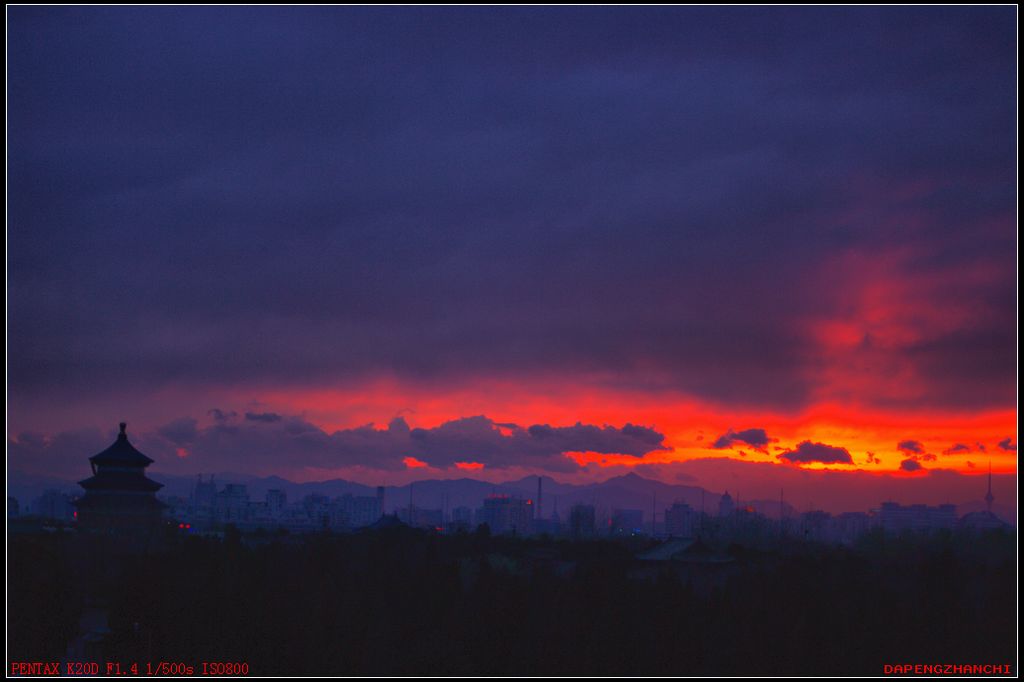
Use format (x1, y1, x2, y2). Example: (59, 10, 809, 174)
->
(610, 508, 644, 536)
(958, 462, 1009, 530)
(569, 504, 596, 538)
(879, 502, 956, 533)
(718, 491, 735, 518)
(664, 502, 698, 538)
(74, 423, 165, 536)
(479, 494, 534, 535)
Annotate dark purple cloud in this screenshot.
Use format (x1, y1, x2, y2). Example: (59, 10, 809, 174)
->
(900, 458, 923, 472)
(897, 440, 925, 455)
(6, 6, 1015, 416)
(997, 438, 1016, 452)
(942, 443, 971, 455)
(8, 414, 668, 478)
(208, 409, 237, 423)
(778, 441, 853, 465)
(712, 428, 774, 451)
(245, 412, 283, 423)
(157, 417, 199, 446)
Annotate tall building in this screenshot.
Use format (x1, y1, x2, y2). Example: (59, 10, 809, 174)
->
(33, 490, 75, 521)
(450, 505, 473, 528)
(718, 491, 735, 518)
(399, 505, 444, 529)
(479, 495, 534, 535)
(337, 494, 382, 528)
(266, 489, 287, 517)
(664, 502, 697, 538)
(74, 423, 166, 535)
(879, 502, 956, 533)
(610, 508, 644, 536)
(191, 475, 217, 525)
(958, 463, 1009, 530)
(216, 484, 250, 524)
(569, 504, 596, 538)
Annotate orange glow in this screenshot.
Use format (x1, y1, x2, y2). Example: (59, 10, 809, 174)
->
(565, 450, 678, 468)
(244, 377, 1015, 476)
(7, 227, 1014, 489)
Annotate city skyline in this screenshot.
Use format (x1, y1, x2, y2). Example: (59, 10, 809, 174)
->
(11, 422, 1016, 525)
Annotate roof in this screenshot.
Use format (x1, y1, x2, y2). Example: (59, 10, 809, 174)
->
(636, 537, 733, 563)
(73, 494, 166, 510)
(359, 513, 411, 532)
(89, 423, 154, 467)
(78, 470, 164, 493)
(637, 538, 696, 561)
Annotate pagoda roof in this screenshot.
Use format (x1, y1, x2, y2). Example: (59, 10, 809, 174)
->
(74, 494, 166, 510)
(89, 423, 154, 467)
(78, 470, 164, 493)
(359, 513, 411, 532)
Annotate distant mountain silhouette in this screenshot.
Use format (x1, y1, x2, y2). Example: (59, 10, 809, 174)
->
(9, 469, 722, 518)
(8, 469, 1017, 524)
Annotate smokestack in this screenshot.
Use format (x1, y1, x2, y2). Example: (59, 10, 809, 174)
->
(780, 488, 785, 537)
(537, 476, 543, 520)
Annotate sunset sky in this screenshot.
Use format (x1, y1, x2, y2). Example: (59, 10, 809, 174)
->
(8, 7, 1017, 499)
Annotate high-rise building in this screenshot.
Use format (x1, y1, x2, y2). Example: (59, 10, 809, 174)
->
(266, 489, 287, 517)
(450, 506, 473, 531)
(337, 494, 382, 528)
(33, 490, 75, 521)
(479, 495, 534, 535)
(610, 509, 644, 536)
(569, 504, 596, 538)
(216, 484, 250, 524)
(664, 502, 697, 538)
(718, 491, 735, 518)
(879, 502, 956, 533)
(191, 475, 217, 525)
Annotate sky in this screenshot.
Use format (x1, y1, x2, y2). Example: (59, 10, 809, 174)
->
(7, 7, 1018, 502)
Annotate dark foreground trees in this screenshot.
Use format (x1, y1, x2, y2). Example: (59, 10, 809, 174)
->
(8, 527, 1016, 675)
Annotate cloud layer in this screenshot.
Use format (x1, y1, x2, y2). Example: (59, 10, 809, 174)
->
(7, 6, 1016, 422)
(8, 414, 668, 478)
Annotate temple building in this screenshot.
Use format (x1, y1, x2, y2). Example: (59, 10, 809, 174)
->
(74, 423, 166, 535)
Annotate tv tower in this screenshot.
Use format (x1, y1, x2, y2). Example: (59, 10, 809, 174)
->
(537, 476, 543, 520)
(985, 460, 995, 514)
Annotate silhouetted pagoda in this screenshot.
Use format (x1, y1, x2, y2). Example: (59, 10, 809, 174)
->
(74, 422, 166, 534)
